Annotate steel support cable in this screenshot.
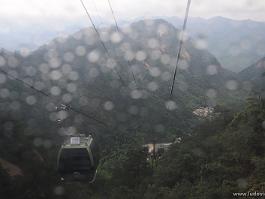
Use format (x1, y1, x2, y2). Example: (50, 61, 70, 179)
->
(80, 0, 126, 86)
(104, 0, 184, 107)
(170, 0, 191, 96)
(80, 0, 181, 106)
(107, 0, 120, 32)
(106, 0, 138, 84)
(81, 0, 168, 107)
(0, 68, 108, 127)
(90, 0, 105, 27)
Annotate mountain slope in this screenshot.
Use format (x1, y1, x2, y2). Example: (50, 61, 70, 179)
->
(0, 19, 241, 140)
(238, 56, 265, 96)
(162, 16, 265, 72)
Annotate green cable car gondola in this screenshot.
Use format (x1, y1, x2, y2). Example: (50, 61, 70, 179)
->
(57, 134, 99, 182)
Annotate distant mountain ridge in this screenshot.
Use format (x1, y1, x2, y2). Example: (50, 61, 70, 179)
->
(238, 56, 265, 96)
(0, 19, 242, 138)
(160, 16, 265, 72)
(1, 16, 265, 73)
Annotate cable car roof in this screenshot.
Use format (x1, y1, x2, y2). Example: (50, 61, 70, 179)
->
(62, 134, 93, 149)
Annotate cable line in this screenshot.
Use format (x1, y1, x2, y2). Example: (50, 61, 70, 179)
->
(106, 0, 141, 85)
(0, 68, 108, 127)
(107, 0, 120, 32)
(79, 0, 126, 86)
(169, 0, 191, 96)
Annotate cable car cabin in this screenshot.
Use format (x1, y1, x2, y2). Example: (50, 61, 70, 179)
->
(57, 134, 99, 182)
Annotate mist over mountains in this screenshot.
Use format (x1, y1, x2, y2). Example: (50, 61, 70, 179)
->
(165, 16, 265, 72)
(0, 18, 245, 140)
(1, 16, 265, 73)
(0, 17, 265, 199)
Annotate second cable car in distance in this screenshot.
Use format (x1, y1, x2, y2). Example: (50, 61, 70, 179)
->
(57, 134, 100, 183)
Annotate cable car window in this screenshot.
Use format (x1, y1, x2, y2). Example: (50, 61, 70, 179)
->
(58, 148, 91, 173)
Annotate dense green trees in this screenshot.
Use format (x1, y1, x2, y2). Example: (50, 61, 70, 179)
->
(0, 18, 264, 199)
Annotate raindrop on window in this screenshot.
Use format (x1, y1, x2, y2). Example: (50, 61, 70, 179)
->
(136, 51, 147, 61)
(19, 48, 31, 57)
(62, 93, 72, 103)
(54, 186, 65, 196)
(111, 32, 123, 43)
(131, 90, 142, 99)
(226, 80, 238, 90)
(63, 52, 75, 63)
(88, 50, 100, 63)
(67, 83, 77, 93)
(0, 73, 6, 84)
(26, 96, 37, 105)
(8, 56, 19, 68)
(148, 38, 159, 49)
(206, 89, 217, 98)
(147, 81, 158, 91)
(165, 101, 177, 111)
(89, 68, 99, 78)
(62, 64, 72, 74)
(25, 66, 37, 76)
(104, 101, 114, 111)
(0, 56, 6, 67)
(50, 70, 62, 80)
(50, 86, 61, 96)
(106, 58, 117, 69)
(49, 57, 61, 68)
(39, 63, 49, 74)
(75, 46, 86, 56)
(124, 51, 135, 61)
(161, 71, 171, 81)
(207, 65, 218, 75)
(0, 88, 10, 98)
(68, 71, 79, 81)
(161, 54, 170, 65)
(33, 138, 43, 147)
(149, 67, 161, 77)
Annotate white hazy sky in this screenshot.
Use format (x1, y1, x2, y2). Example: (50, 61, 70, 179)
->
(0, 0, 264, 21)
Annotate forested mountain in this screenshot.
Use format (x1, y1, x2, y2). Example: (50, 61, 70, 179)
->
(0, 19, 241, 138)
(0, 18, 262, 199)
(162, 16, 265, 72)
(2, 15, 265, 73)
(238, 57, 265, 97)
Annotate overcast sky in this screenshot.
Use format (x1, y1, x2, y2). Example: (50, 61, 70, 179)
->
(1, 0, 265, 50)
(0, 0, 265, 22)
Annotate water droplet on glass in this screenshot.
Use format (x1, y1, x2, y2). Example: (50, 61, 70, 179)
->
(54, 186, 65, 196)
(207, 65, 218, 75)
(50, 86, 61, 96)
(111, 32, 123, 43)
(0, 73, 6, 84)
(136, 51, 147, 61)
(88, 50, 100, 63)
(206, 89, 217, 98)
(165, 101, 177, 111)
(75, 46, 86, 56)
(226, 80, 238, 90)
(0, 56, 6, 67)
(131, 90, 142, 99)
(26, 96, 37, 105)
(147, 81, 158, 91)
(63, 52, 75, 63)
(104, 101, 114, 111)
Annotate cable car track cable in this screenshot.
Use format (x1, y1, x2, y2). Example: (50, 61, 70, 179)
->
(0, 68, 108, 127)
(79, 0, 126, 86)
(107, 0, 120, 32)
(169, 0, 191, 96)
(106, 0, 138, 84)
